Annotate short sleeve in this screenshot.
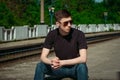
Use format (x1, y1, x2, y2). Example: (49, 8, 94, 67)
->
(43, 31, 55, 49)
(78, 31, 88, 49)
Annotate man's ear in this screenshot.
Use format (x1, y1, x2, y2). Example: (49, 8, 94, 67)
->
(56, 22, 60, 27)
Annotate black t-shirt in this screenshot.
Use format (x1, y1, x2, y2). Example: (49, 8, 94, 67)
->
(43, 28, 88, 60)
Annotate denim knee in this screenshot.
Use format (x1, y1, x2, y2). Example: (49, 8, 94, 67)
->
(36, 62, 52, 72)
(34, 62, 50, 80)
(76, 63, 88, 74)
(76, 63, 88, 80)
(35, 62, 47, 73)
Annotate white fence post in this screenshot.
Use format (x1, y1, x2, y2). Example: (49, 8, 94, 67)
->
(10, 27, 14, 40)
(33, 26, 36, 37)
(0, 27, 4, 41)
(4, 29, 7, 41)
(12, 26, 16, 40)
(28, 27, 32, 38)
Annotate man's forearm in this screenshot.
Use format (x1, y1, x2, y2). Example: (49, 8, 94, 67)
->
(41, 57, 51, 65)
(40, 48, 51, 65)
(60, 56, 86, 66)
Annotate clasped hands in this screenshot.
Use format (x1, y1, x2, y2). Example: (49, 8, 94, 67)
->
(51, 57, 62, 69)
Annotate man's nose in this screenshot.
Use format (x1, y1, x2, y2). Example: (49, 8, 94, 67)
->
(68, 22, 72, 26)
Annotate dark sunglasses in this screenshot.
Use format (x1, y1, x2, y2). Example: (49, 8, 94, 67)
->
(59, 20, 73, 26)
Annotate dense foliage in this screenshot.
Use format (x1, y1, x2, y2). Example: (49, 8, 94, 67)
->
(0, 0, 120, 28)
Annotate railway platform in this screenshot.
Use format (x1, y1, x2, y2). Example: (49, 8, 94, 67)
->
(0, 31, 120, 80)
(0, 31, 120, 50)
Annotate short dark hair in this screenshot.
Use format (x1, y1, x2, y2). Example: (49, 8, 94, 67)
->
(54, 9, 71, 21)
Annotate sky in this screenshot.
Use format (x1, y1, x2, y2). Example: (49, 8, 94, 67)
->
(95, 0, 103, 3)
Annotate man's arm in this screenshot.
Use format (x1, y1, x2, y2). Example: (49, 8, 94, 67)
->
(60, 49, 87, 66)
(40, 48, 60, 69)
(40, 48, 51, 65)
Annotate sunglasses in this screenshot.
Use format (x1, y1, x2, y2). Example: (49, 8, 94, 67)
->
(59, 20, 73, 26)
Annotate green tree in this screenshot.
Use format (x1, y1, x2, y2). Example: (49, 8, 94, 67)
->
(0, 0, 120, 28)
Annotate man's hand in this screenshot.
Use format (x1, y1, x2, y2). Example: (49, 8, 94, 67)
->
(51, 57, 61, 69)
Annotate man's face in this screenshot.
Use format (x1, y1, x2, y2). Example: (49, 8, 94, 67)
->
(57, 17, 72, 34)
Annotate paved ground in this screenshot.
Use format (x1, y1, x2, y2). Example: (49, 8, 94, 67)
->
(0, 37, 120, 80)
(87, 38, 120, 80)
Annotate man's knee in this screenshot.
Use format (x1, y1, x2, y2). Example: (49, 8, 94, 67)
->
(35, 62, 46, 72)
(76, 63, 88, 79)
(76, 63, 88, 73)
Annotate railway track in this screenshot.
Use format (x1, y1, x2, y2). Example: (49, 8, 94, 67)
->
(0, 32, 120, 63)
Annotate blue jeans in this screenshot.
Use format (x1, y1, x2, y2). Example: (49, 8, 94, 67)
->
(34, 62, 88, 80)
